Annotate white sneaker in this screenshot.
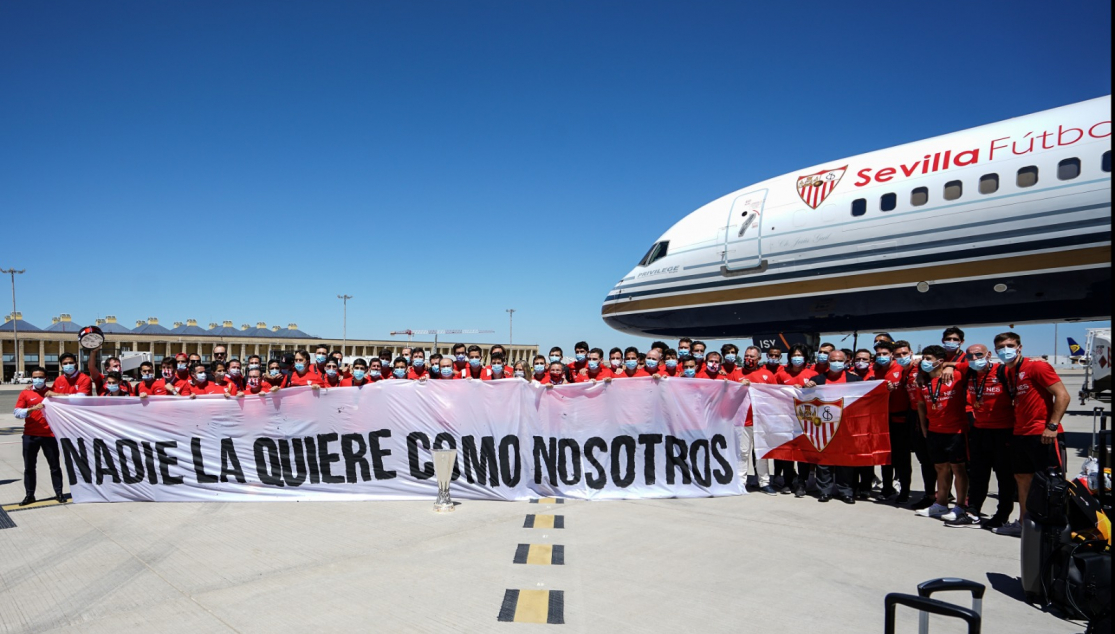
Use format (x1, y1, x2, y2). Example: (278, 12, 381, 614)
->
(940, 507, 966, 521)
(916, 502, 950, 518)
(992, 520, 1022, 536)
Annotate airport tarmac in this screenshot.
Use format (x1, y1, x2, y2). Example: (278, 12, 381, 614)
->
(0, 374, 1106, 633)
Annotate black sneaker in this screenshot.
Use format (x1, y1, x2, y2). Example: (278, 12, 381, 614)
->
(55, 493, 66, 504)
(779, 486, 793, 495)
(818, 494, 832, 503)
(982, 515, 1009, 531)
(944, 513, 981, 528)
(19, 495, 35, 506)
(760, 485, 779, 496)
(879, 487, 898, 499)
(793, 486, 806, 498)
(895, 491, 909, 505)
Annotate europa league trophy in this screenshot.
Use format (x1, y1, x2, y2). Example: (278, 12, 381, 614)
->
(432, 448, 457, 513)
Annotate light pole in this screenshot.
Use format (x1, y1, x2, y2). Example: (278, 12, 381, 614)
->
(1, 268, 25, 378)
(338, 294, 353, 355)
(506, 308, 516, 345)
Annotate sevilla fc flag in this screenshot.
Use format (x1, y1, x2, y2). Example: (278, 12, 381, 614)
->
(750, 382, 891, 466)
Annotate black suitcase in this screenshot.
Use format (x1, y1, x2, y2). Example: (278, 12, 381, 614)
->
(1020, 516, 1072, 604)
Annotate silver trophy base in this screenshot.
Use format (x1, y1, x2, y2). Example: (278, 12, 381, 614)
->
(433, 502, 455, 513)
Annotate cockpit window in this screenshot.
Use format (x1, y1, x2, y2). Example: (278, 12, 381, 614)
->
(638, 241, 669, 267)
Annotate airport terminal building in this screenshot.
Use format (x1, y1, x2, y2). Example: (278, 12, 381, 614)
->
(0, 313, 537, 380)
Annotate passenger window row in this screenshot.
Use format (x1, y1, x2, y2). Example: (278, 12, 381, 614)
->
(850, 150, 1111, 216)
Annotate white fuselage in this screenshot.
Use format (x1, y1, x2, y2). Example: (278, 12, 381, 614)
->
(602, 96, 1112, 338)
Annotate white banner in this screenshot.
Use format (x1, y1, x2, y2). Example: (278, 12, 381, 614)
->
(43, 377, 748, 503)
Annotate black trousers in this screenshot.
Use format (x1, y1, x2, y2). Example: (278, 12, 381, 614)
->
(773, 459, 796, 485)
(853, 466, 875, 494)
(23, 435, 63, 498)
(881, 414, 913, 493)
(967, 426, 1015, 518)
(793, 462, 814, 490)
(909, 412, 937, 496)
(816, 465, 854, 498)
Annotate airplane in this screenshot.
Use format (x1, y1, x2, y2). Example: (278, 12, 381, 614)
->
(602, 95, 1112, 345)
(1068, 337, 1086, 357)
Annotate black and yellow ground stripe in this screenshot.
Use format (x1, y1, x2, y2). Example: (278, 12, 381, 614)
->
(530, 498, 565, 504)
(513, 543, 565, 566)
(1, 496, 69, 513)
(498, 589, 565, 624)
(523, 514, 564, 529)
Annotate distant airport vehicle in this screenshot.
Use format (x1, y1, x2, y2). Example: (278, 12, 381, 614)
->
(602, 96, 1112, 343)
(1080, 328, 1111, 403)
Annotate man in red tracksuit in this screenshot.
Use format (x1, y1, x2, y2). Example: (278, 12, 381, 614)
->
(14, 366, 65, 506)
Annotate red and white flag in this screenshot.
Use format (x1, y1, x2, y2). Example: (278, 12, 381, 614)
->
(750, 382, 891, 466)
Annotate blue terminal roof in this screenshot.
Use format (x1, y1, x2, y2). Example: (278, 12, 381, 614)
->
(208, 326, 242, 337)
(97, 322, 133, 334)
(45, 320, 82, 333)
(132, 323, 173, 335)
(0, 318, 42, 332)
(274, 327, 316, 338)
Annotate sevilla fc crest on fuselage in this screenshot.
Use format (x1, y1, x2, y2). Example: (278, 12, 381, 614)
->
(796, 165, 847, 209)
(794, 397, 844, 452)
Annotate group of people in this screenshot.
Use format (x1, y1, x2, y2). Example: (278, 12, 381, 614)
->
(13, 329, 1072, 539)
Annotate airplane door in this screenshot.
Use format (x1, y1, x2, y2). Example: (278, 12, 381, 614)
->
(722, 189, 767, 272)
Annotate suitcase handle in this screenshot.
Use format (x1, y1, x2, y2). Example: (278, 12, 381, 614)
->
(884, 593, 981, 634)
(915, 578, 984, 634)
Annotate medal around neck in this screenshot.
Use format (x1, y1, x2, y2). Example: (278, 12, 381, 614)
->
(432, 448, 458, 513)
(77, 325, 105, 350)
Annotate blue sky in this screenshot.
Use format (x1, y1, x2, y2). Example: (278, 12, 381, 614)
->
(1, 1, 1110, 356)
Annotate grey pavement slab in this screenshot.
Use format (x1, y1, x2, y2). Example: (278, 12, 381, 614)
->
(0, 381, 1105, 633)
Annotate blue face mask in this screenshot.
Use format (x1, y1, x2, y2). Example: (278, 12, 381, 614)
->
(413, 358, 425, 367)
(142, 373, 154, 381)
(791, 356, 805, 366)
(942, 341, 961, 351)
(440, 367, 453, 378)
(876, 356, 891, 366)
(588, 360, 600, 370)
(625, 360, 638, 370)
(455, 354, 467, 362)
(294, 363, 305, 372)
(326, 369, 338, 377)
(353, 370, 366, 380)
(63, 363, 76, 374)
(469, 358, 481, 367)
(393, 368, 407, 378)
(32, 377, 46, 389)
(920, 360, 937, 372)
(575, 353, 586, 362)
(678, 349, 690, 358)
(828, 361, 846, 373)
(514, 370, 525, 378)
(683, 368, 696, 378)
(816, 353, 829, 363)
(896, 356, 912, 367)
(371, 369, 382, 378)
(549, 355, 561, 363)
(492, 364, 503, 373)
(693, 352, 705, 360)
(645, 359, 659, 370)
(269, 368, 281, 377)
(106, 383, 120, 393)
(195, 373, 207, 382)
(971, 357, 989, 371)
(316, 354, 327, 363)
(665, 359, 678, 369)
(724, 353, 737, 363)
(534, 364, 546, 373)
(996, 347, 1018, 362)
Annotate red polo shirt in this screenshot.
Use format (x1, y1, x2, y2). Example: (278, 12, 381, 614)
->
(612, 367, 650, 379)
(776, 366, 817, 387)
(16, 387, 52, 436)
(919, 365, 970, 434)
(51, 372, 92, 395)
(967, 366, 1014, 430)
(135, 379, 170, 396)
(181, 380, 228, 396)
(1002, 359, 1064, 436)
